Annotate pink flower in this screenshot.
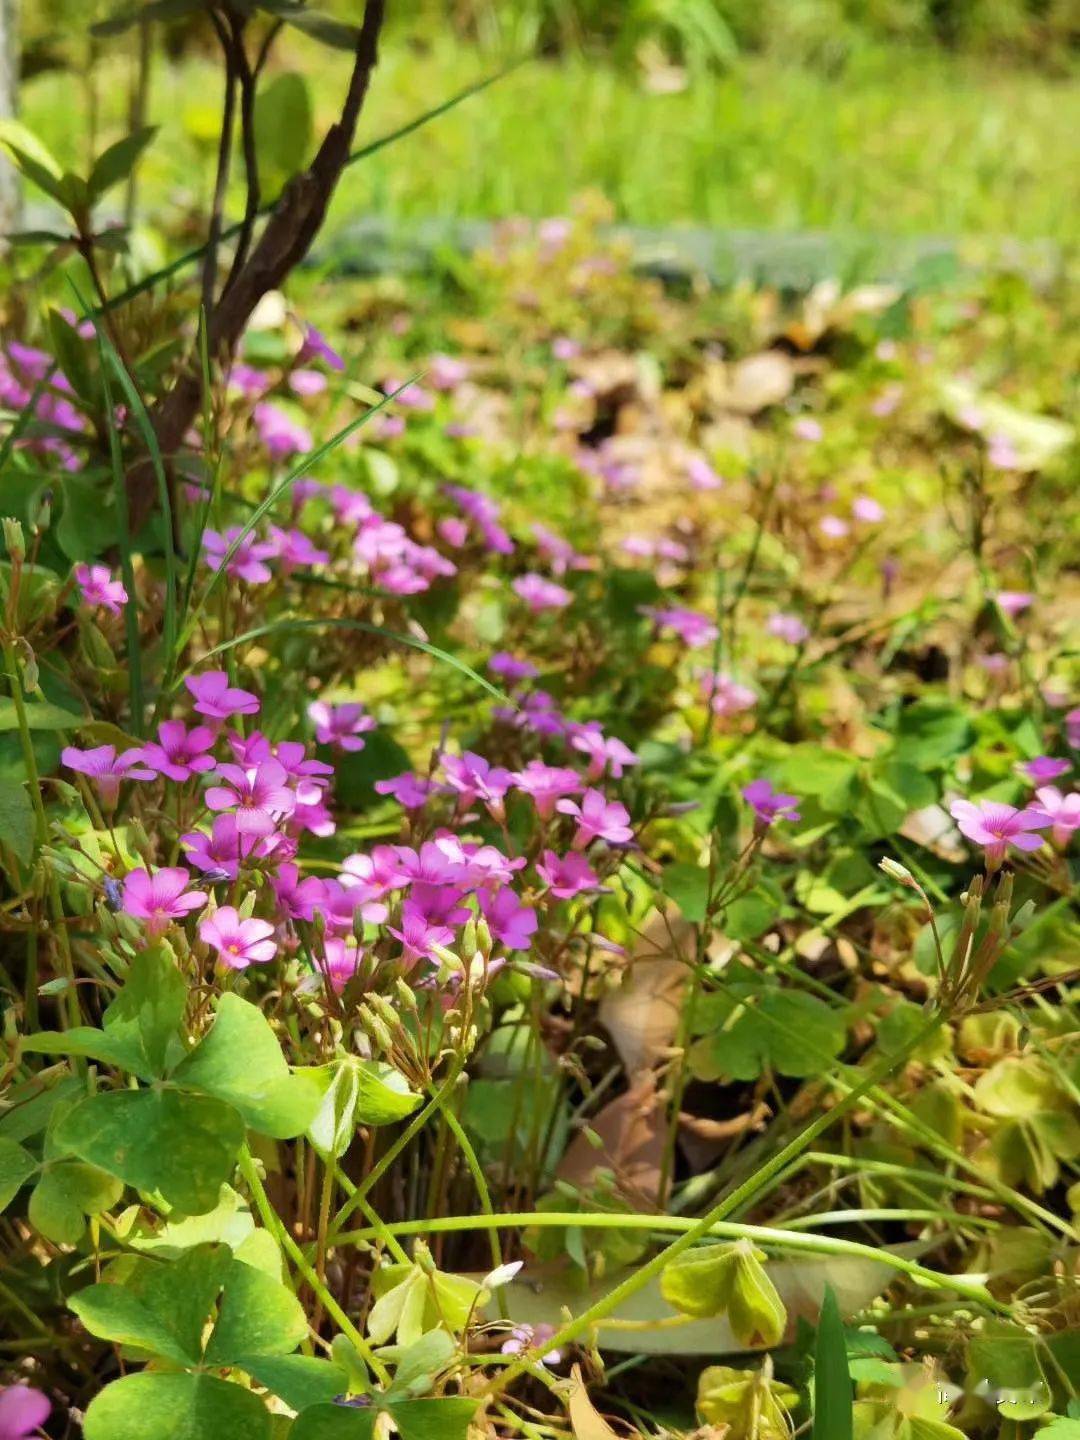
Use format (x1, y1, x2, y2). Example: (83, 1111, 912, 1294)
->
(390, 902, 455, 965)
(134, 721, 217, 782)
(61, 744, 154, 807)
(1033, 786, 1080, 849)
(122, 867, 207, 938)
(267, 525, 329, 573)
(536, 850, 601, 899)
(1067, 708, 1080, 748)
(181, 814, 265, 880)
(949, 799, 1050, 871)
(375, 772, 440, 810)
(532, 523, 586, 576)
(1017, 756, 1071, 785)
(202, 527, 277, 585)
(793, 417, 823, 442)
(73, 562, 127, 616)
(995, 590, 1033, 617)
(742, 778, 801, 828)
(437, 516, 469, 548)
(254, 402, 313, 459)
(819, 515, 850, 539)
(205, 759, 296, 836)
(767, 612, 809, 645)
(570, 724, 640, 780)
(185, 671, 260, 720)
(512, 573, 572, 612)
(199, 905, 277, 969)
(273, 863, 329, 922)
(512, 761, 582, 820)
(383, 378, 434, 412)
(0, 1385, 50, 1439)
(686, 455, 722, 492)
(639, 606, 718, 647)
(288, 368, 327, 397)
(481, 888, 538, 951)
(852, 495, 885, 523)
(489, 652, 538, 683)
(501, 1322, 562, 1367)
(308, 700, 376, 752)
(317, 936, 362, 992)
(552, 336, 580, 361)
(987, 433, 1020, 470)
(297, 325, 344, 371)
(698, 671, 756, 718)
(556, 788, 634, 849)
(441, 751, 513, 817)
(428, 353, 470, 390)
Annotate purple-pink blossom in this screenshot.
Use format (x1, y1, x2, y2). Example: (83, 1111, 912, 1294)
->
(185, 671, 260, 721)
(308, 700, 376, 752)
(949, 798, 1050, 870)
(375, 772, 441, 810)
(742, 778, 801, 828)
(73, 562, 127, 616)
(767, 612, 809, 646)
(298, 325, 345, 371)
(0, 1384, 50, 1440)
(134, 721, 217, 782)
(254, 402, 313, 459)
(1017, 756, 1071, 785)
(199, 905, 277, 969)
(205, 759, 296, 836)
(267, 525, 329, 573)
(122, 867, 207, 938)
(570, 724, 640, 780)
(512, 573, 572, 612)
(181, 815, 266, 881)
(488, 652, 539, 684)
(995, 590, 1033, 617)
(202, 527, 277, 585)
(698, 671, 756, 718)
(1033, 787, 1080, 849)
(556, 789, 634, 849)
(639, 606, 718, 647)
(512, 761, 582, 820)
(793, 417, 823, 442)
(61, 744, 154, 807)
(441, 751, 513, 817)
(536, 850, 601, 899)
(852, 495, 886, 523)
(480, 887, 538, 951)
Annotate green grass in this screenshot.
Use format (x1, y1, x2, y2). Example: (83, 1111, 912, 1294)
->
(22, 37, 1080, 241)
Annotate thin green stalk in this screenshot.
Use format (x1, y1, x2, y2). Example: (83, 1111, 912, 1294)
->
(326, 1057, 467, 1245)
(438, 1101, 508, 1318)
(485, 1010, 965, 1394)
(332, 1209, 1006, 1316)
(238, 1147, 390, 1385)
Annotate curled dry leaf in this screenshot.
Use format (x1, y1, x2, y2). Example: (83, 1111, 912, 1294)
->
(568, 1365, 636, 1440)
(557, 1073, 665, 1207)
(598, 912, 692, 1075)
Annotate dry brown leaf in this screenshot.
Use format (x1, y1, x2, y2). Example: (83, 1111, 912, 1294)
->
(568, 1365, 637, 1440)
(677, 1103, 771, 1143)
(598, 912, 692, 1074)
(557, 1073, 665, 1206)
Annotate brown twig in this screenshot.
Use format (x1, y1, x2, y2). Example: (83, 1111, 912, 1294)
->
(127, 0, 387, 533)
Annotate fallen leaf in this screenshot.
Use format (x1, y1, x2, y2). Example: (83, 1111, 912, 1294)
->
(558, 1073, 665, 1206)
(568, 1365, 634, 1440)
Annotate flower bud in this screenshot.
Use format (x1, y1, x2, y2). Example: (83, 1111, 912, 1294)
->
(2, 517, 25, 561)
(879, 857, 916, 888)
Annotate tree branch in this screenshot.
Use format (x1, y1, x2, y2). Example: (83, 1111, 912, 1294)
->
(127, 0, 387, 533)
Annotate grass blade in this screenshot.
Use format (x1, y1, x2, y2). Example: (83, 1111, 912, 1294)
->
(93, 335, 145, 735)
(176, 616, 507, 705)
(813, 1284, 853, 1440)
(178, 379, 416, 649)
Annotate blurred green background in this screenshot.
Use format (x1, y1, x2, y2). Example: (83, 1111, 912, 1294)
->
(18, 0, 1080, 241)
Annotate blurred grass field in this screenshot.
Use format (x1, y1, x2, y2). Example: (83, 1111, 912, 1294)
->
(20, 34, 1080, 244)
